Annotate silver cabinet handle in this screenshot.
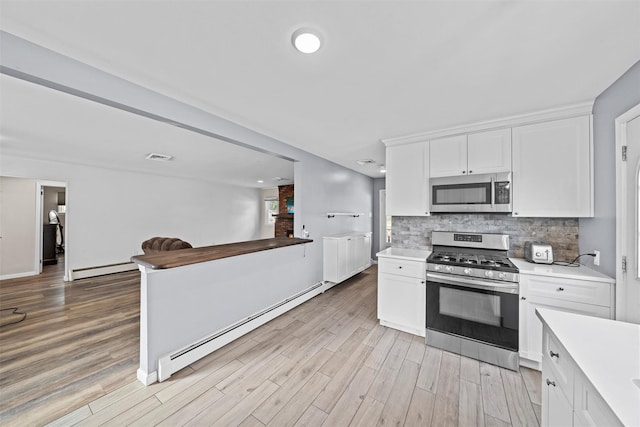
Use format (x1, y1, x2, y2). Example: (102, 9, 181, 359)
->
(462, 170, 466, 174)
(469, 170, 473, 174)
(421, 281, 425, 284)
(520, 296, 527, 300)
(557, 287, 565, 292)
(398, 266, 402, 269)
(549, 350, 559, 358)
(546, 379, 556, 387)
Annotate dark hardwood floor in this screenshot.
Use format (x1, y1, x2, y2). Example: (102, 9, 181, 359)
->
(0, 259, 140, 425)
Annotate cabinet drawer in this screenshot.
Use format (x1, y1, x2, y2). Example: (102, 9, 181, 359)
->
(542, 329, 574, 404)
(574, 369, 623, 427)
(524, 274, 611, 307)
(378, 258, 426, 279)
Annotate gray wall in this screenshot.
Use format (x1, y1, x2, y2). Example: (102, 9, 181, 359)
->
(372, 178, 386, 259)
(580, 60, 640, 277)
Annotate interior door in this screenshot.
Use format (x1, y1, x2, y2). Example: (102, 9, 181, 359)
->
(615, 104, 640, 324)
(620, 110, 640, 323)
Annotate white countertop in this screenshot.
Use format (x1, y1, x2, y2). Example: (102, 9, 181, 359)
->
(511, 258, 615, 283)
(323, 231, 372, 239)
(376, 247, 430, 262)
(536, 308, 640, 427)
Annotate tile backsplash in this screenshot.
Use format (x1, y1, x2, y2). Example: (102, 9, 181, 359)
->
(392, 214, 579, 262)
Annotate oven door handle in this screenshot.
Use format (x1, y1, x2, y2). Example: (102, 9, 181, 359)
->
(426, 272, 519, 294)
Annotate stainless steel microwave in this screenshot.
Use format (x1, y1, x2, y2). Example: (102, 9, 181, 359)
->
(429, 172, 512, 213)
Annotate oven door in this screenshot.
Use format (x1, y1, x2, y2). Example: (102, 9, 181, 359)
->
(426, 274, 519, 352)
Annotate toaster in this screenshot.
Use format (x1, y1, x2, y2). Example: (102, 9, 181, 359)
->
(524, 241, 554, 264)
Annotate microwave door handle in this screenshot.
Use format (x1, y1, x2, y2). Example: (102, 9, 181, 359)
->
(491, 176, 495, 208)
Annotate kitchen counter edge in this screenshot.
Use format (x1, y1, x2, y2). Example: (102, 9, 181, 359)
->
(377, 247, 431, 262)
(511, 258, 615, 283)
(131, 237, 313, 270)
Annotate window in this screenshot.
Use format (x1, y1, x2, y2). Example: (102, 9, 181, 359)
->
(265, 199, 278, 225)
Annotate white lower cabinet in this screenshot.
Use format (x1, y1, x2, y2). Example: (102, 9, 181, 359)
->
(541, 334, 574, 427)
(377, 257, 426, 337)
(323, 232, 372, 285)
(518, 270, 614, 368)
(541, 326, 623, 427)
(573, 369, 623, 427)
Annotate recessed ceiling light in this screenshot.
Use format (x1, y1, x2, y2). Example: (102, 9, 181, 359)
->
(292, 28, 322, 54)
(379, 165, 387, 173)
(257, 179, 264, 183)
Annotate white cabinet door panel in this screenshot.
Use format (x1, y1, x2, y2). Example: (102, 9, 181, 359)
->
(467, 128, 512, 174)
(386, 142, 429, 216)
(429, 134, 467, 177)
(378, 272, 425, 335)
(512, 115, 592, 217)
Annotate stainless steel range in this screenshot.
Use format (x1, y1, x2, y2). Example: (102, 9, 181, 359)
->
(426, 231, 520, 371)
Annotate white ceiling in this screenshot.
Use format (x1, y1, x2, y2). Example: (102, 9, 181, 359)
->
(1, 1, 639, 178)
(0, 74, 294, 188)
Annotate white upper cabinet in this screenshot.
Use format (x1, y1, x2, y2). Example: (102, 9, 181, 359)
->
(512, 115, 593, 217)
(429, 129, 511, 177)
(386, 141, 430, 216)
(467, 128, 512, 175)
(429, 135, 467, 177)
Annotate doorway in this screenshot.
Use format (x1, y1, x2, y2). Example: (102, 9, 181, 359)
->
(615, 102, 640, 323)
(37, 180, 68, 281)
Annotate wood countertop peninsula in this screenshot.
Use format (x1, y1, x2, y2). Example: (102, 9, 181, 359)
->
(131, 237, 313, 270)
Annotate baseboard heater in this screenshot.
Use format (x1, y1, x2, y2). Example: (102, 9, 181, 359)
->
(157, 281, 324, 382)
(70, 262, 138, 280)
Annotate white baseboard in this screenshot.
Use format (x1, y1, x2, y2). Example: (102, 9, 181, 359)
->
(380, 319, 426, 337)
(137, 368, 157, 386)
(152, 281, 325, 384)
(70, 262, 138, 280)
(519, 355, 541, 371)
(0, 270, 38, 280)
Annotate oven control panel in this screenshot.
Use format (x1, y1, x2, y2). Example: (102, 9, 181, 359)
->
(427, 263, 519, 284)
(454, 233, 482, 243)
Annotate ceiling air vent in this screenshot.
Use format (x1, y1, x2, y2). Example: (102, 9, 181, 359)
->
(145, 153, 173, 161)
(356, 159, 376, 165)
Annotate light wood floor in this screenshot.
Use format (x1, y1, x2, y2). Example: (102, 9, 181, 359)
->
(1, 263, 542, 426)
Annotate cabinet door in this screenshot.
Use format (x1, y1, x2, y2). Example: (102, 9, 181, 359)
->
(346, 236, 360, 277)
(512, 115, 592, 217)
(336, 238, 349, 282)
(361, 234, 371, 269)
(386, 142, 430, 216)
(542, 358, 574, 427)
(467, 128, 512, 175)
(429, 134, 467, 177)
(378, 273, 425, 336)
(522, 295, 610, 364)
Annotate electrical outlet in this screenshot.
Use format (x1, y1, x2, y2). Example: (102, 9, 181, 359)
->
(594, 250, 600, 266)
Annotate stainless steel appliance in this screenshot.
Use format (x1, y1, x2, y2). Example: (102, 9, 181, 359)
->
(524, 241, 554, 264)
(426, 231, 520, 370)
(429, 172, 511, 213)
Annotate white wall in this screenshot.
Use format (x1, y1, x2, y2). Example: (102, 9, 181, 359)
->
(1, 155, 262, 273)
(0, 176, 37, 278)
